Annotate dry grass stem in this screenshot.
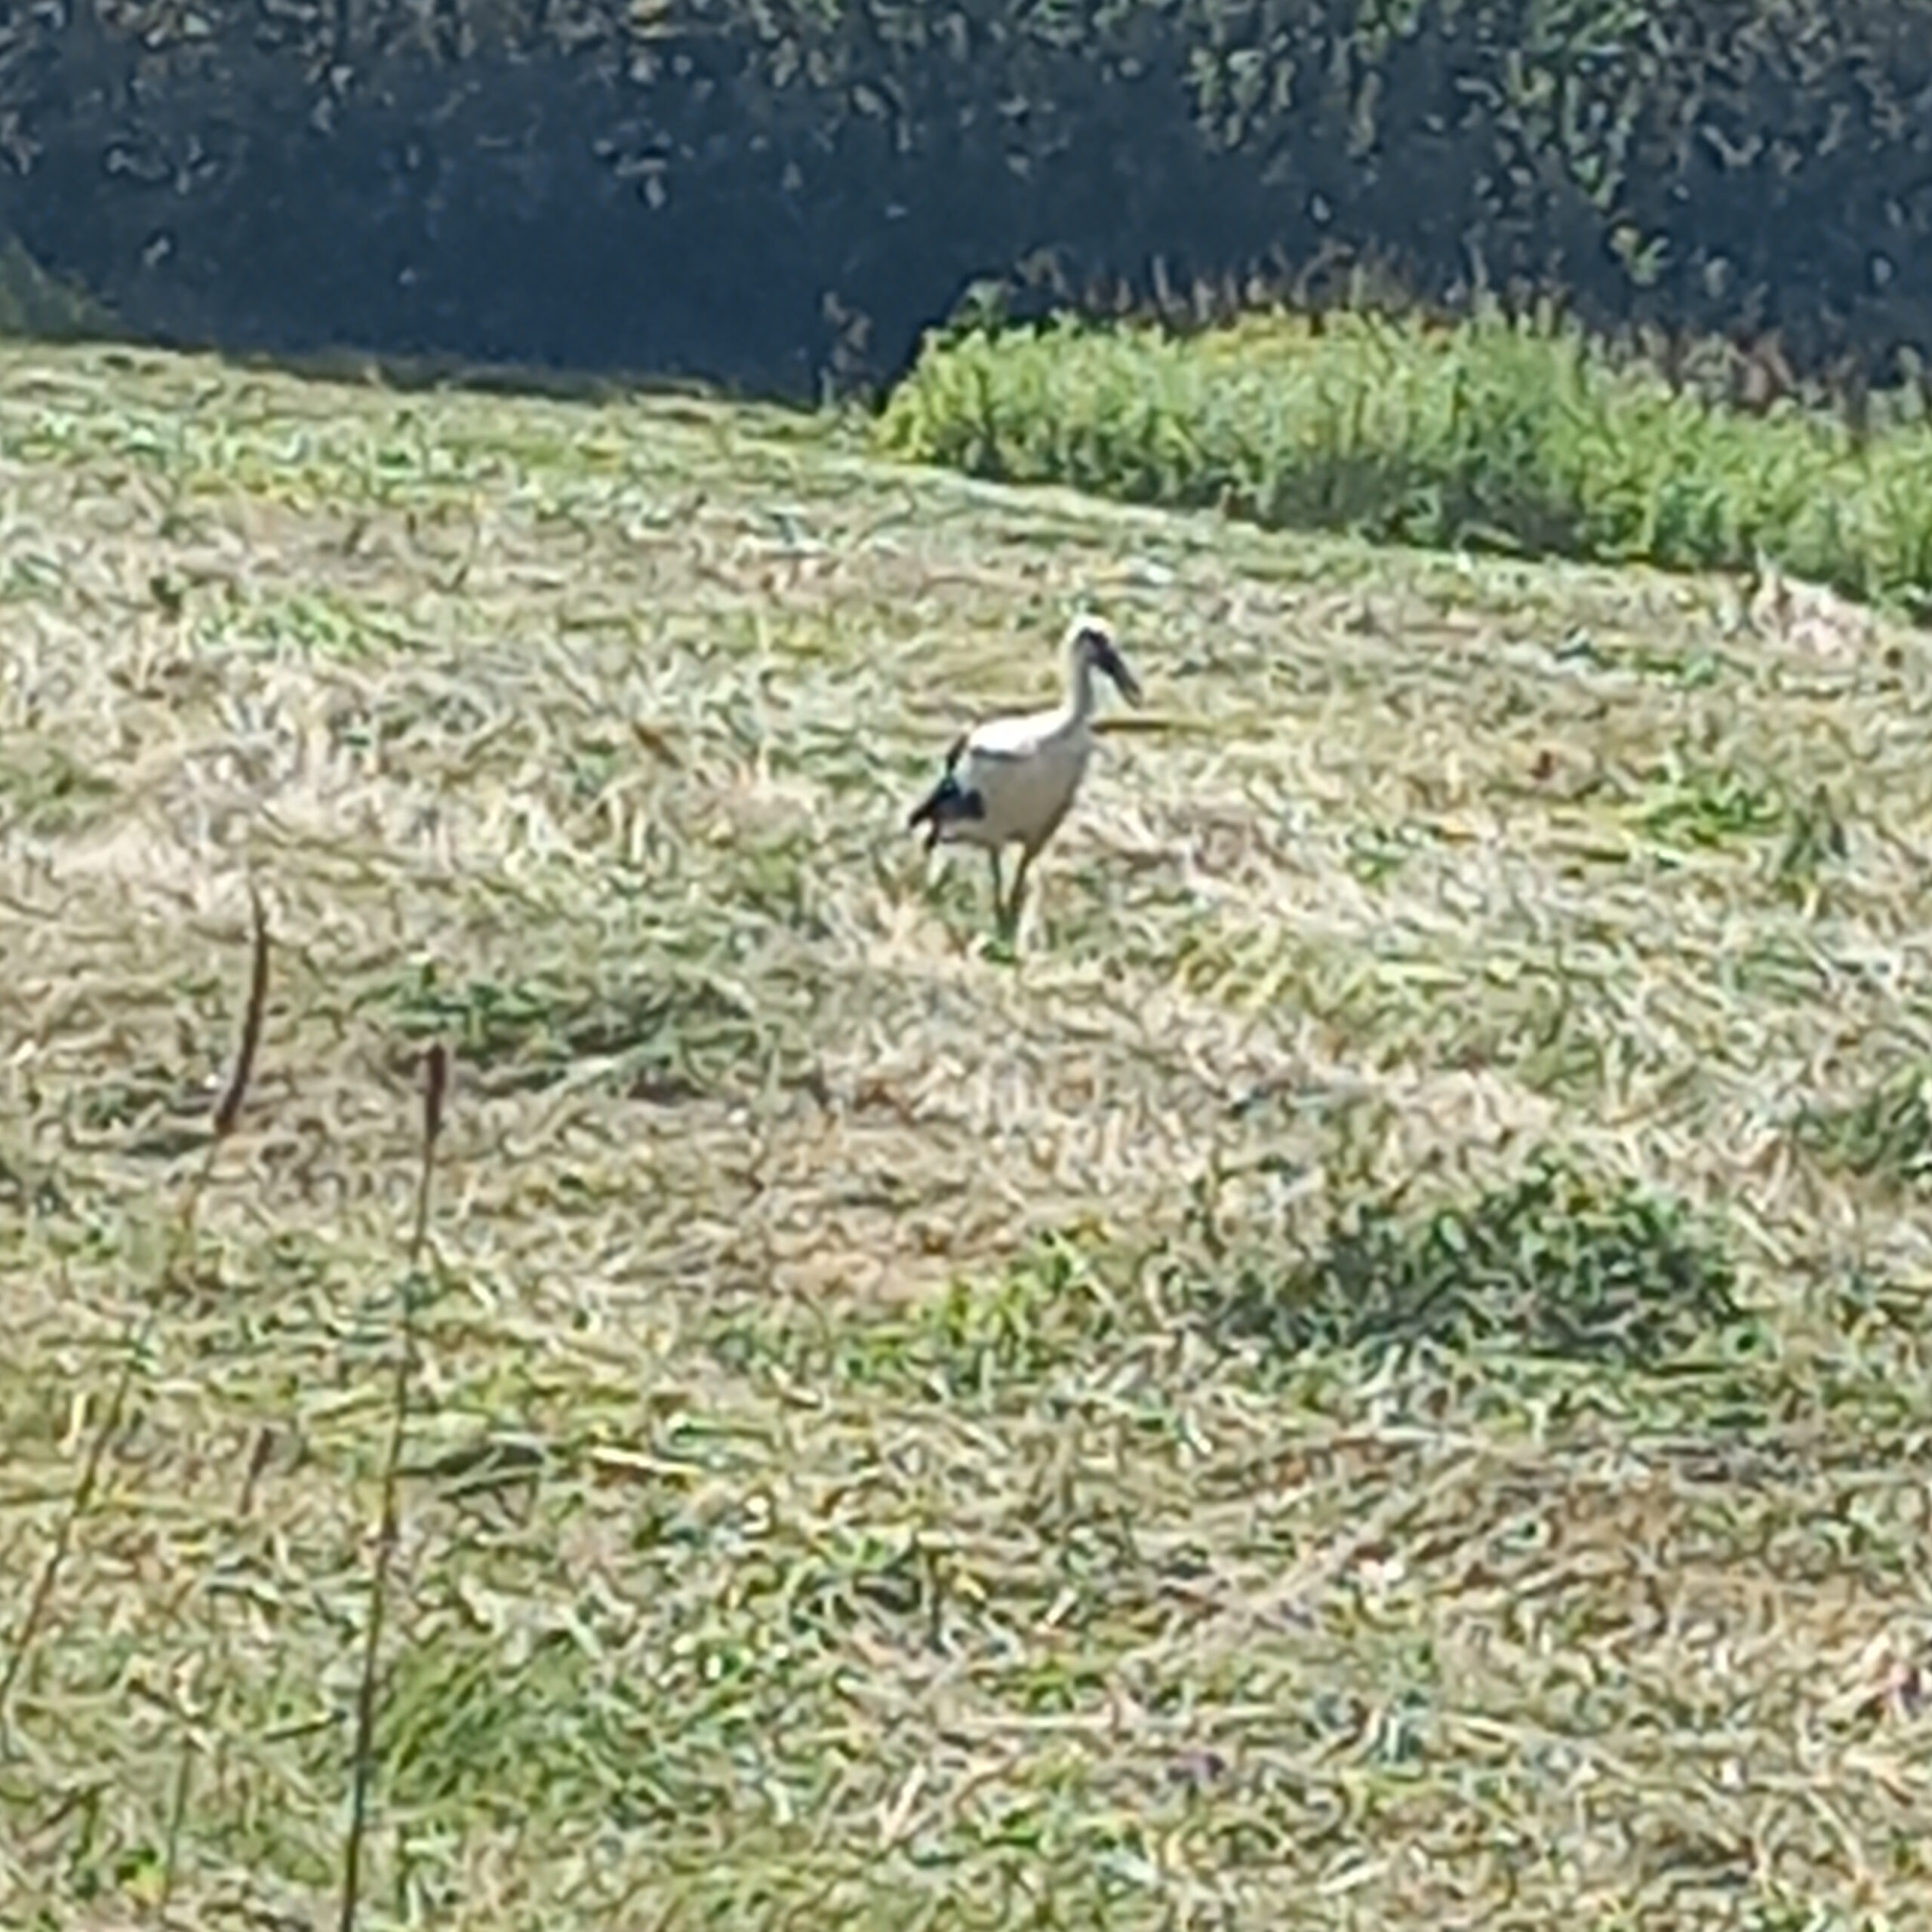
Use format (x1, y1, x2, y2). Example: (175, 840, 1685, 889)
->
(0, 881, 268, 1724)
(213, 881, 271, 1140)
(337, 1041, 448, 1932)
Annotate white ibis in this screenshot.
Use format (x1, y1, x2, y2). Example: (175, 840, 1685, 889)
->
(907, 614, 1143, 940)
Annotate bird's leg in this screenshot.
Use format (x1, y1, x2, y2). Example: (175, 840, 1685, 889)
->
(987, 847, 1007, 930)
(1004, 846, 1036, 942)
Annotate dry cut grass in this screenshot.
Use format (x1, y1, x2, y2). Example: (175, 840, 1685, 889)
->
(2, 341, 1932, 1929)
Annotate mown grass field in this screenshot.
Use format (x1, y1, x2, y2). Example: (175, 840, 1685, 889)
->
(3, 340, 1932, 1930)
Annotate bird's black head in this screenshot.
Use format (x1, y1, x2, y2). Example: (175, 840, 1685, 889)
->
(1070, 617, 1143, 706)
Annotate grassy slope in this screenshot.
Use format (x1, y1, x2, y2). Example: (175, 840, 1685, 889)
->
(1, 343, 1930, 1928)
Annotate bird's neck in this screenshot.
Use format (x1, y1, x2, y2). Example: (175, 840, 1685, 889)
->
(1066, 649, 1097, 724)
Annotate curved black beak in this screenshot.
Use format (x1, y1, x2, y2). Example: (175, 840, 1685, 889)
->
(1096, 638, 1143, 706)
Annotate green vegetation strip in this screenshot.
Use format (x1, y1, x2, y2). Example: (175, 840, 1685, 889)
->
(878, 309, 1932, 612)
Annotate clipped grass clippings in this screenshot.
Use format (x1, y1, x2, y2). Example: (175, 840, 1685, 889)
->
(1, 337, 1931, 1929)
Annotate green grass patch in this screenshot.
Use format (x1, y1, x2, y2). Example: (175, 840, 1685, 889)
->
(0, 737, 116, 837)
(876, 306, 1932, 613)
(1183, 1154, 1745, 1370)
(1795, 1065, 1932, 1191)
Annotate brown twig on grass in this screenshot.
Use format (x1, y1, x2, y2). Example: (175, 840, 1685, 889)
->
(0, 884, 270, 1722)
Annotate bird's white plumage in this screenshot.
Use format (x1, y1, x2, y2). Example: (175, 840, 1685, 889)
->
(937, 703, 1094, 852)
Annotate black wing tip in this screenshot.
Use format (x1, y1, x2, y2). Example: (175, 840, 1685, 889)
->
(908, 775, 986, 845)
